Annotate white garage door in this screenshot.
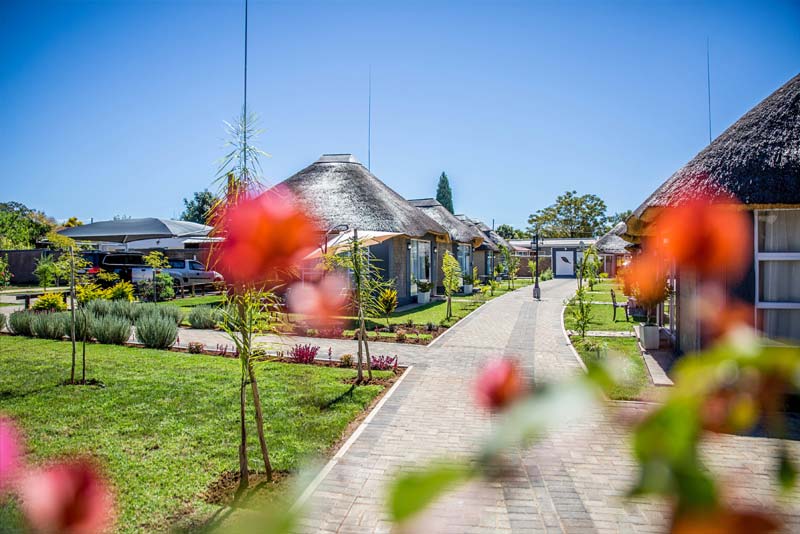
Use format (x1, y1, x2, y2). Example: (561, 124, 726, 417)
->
(555, 251, 574, 277)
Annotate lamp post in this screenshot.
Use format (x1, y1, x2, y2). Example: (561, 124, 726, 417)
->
(532, 231, 541, 300)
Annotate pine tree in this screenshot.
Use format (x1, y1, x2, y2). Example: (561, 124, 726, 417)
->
(436, 172, 454, 213)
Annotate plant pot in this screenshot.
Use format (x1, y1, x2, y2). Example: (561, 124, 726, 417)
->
(417, 291, 430, 304)
(462, 284, 473, 295)
(640, 324, 660, 350)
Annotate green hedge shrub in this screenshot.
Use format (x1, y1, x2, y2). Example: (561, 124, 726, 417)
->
(64, 311, 94, 341)
(136, 311, 178, 349)
(187, 305, 219, 329)
(86, 299, 114, 317)
(0, 313, 6, 332)
(8, 311, 35, 336)
(32, 312, 67, 340)
(91, 314, 131, 345)
(31, 292, 67, 312)
(540, 268, 554, 281)
(136, 272, 175, 301)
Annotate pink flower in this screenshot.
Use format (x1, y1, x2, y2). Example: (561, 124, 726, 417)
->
(20, 459, 115, 534)
(475, 359, 526, 411)
(287, 274, 349, 329)
(0, 416, 23, 494)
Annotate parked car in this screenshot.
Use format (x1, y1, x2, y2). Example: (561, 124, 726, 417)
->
(81, 251, 152, 284)
(166, 259, 222, 290)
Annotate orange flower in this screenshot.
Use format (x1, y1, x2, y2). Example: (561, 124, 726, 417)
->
(287, 274, 349, 329)
(671, 506, 779, 534)
(20, 459, 115, 534)
(649, 193, 750, 280)
(212, 187, 320, 286)
(625, 252, 668, 308)
(475, 359, 526, 411)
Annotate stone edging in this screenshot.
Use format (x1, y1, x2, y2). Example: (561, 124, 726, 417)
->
(290, 364, 415, 513)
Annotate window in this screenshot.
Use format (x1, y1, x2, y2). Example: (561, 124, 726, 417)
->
(755, 209, 800, 342)
(457, 244, 471, 274)
(409, 239, 431, 295)
(169, 259, 185, 269)
(189, 261, 204, 271)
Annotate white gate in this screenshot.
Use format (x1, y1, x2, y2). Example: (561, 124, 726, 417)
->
(555, 250, 574, 277)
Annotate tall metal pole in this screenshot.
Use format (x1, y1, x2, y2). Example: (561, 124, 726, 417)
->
(367, 66, 372, 171)
(706, 37, 712, 144)
(532, 232, 540, 300)
(69, 246, 77, 383)
(242, 0, 249, 178)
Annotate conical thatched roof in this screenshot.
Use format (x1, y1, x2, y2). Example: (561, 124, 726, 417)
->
(595, 222, 631, 255)
(279, 155, 448, 238)
(408, 199, 483, 246)
(627, 73, 800, 239)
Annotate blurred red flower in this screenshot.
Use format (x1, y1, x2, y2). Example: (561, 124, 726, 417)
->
(0, 416, 23, 494)
(624, 252, 668, 307)
(695, 284, 755, 341)
(20, 459, 115, 534)
(287, 274, 349, 329)
(670, 505, 779, 534)
(475, 359, 526, 411)
(649, 193, 750, 280)
(212, 187, 320, 286)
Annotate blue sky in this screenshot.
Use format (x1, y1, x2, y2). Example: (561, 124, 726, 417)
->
(1, 0, 798, 229)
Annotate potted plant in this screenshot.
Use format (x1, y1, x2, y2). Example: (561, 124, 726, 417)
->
(462, 272, 474, 295)
(634, 278, 669, 351)
(416, 279, 432, 304)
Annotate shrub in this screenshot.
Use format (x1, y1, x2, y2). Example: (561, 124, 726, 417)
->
(188, 306, 219, 329)
(109, 300, 139, 323)
(65, 311, 94, 341)
(305, 328, 319, 337)
(426, 321, 436, 332)
(137, 303, 182, 325)
(289, 344, 319, 364)
(371, 355, 398, 371)
(416, 279, 432, 293)
(339, 354, 353, 368)
(76, 283, 107, 303)
(0, 313, 6, 332)
(377, 288, 398, 326)
(32, 292, 67, 312)
(187, 341, 204, 354)
(91, 314, 132, 345)
(540, 268, 554, 281)
(405, 318, 413, 328)
(319, 326, 344, 338)
(95, 270, 120, 289)
(86, 298, 114, 317)
(395, 330, 407, 343)
(599, 272, 609, 279)
(136, 272, 175, 301)
(135, 311, 178, 349)
(8, 311, 35, 336)
(32, 312, 67, 340)
(106, 281, 135, 301)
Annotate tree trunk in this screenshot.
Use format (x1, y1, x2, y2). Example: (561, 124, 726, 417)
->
(360, 314, 372, 381)
(356, 316, 364, 383)
(237, 373, 249, 493)
(247, 362, 273, 482)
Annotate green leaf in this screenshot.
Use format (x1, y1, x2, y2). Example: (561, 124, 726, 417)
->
(388, 463, 474, 522)
(779, 447, 797, 492)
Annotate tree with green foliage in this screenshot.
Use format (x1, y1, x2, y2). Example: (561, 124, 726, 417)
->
(33, 254, 56, 290)
(0, 253, 12, 287)
(527, 191, 609, 238)
(442, 251, 462, 320)
(0, 201, 54, 249)
(500, 246, 520, 290)
(377, 288, 398, 328)
(606, 209, 632, 229)
(436, 172, 454, 213)
(181, 189, 220, 224)
(577, 244, 601, 290)
(496, 224, 516, 240)
(63, 217, 83, 228)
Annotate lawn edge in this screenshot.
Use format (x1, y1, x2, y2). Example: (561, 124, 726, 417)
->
(289, 364, 415, 513)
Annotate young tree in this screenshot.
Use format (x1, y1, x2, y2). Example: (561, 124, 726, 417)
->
(436, 172, 454, 213)
(377, 288, 398, 328)
(441, 251, 462, 320)
(142, 251, 172, 303)
(500, 246, 520, 290)
(577, 245, 601, 290)
(181, 190, 220, 224)
(527, 191, 609, 238)
(33, 254, 56, 290)
(0, 253, 11, 288)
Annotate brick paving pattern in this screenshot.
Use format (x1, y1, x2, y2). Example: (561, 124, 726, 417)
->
(296, 278, 800, 533)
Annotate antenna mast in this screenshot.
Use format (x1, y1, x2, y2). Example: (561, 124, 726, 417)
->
(368, 66, 372, 170)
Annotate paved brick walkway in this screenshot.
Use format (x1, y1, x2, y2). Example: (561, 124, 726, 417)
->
(296, 278, 800, 533)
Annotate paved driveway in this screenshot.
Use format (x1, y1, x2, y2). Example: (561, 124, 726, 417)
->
(296, 278, 800, 533)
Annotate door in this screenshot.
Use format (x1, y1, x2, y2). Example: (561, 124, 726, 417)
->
(555, 250, 574, 277)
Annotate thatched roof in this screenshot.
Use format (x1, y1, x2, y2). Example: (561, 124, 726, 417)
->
(627, 72, 800, 239)
(408, 199, 483, 246)
(279, 155, 448, 238)
(595, 222, 631, 255)
(455, 215, 510, 251)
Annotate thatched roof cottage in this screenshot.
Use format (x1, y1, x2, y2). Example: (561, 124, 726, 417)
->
(625, 72, 800, 350)
(279, 154, 448, 304)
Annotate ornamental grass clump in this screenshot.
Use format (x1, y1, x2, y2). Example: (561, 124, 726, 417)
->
(289, 344, 319, 364)
(188, 305, 220, 329)
(65, 311, 93, 342)
(8, 311, 35, 337)
(91, 314, 131, 345)
(109, 300, 139, 323)
(85, 299, 113, 318)
(135, 311, 178, 349)
(32, 312, 67, 340)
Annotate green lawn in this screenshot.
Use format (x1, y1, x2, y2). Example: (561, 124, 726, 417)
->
(564, 302, 635, 332)
(569, 335, 648, 400)
(0, 336, 390, 532)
